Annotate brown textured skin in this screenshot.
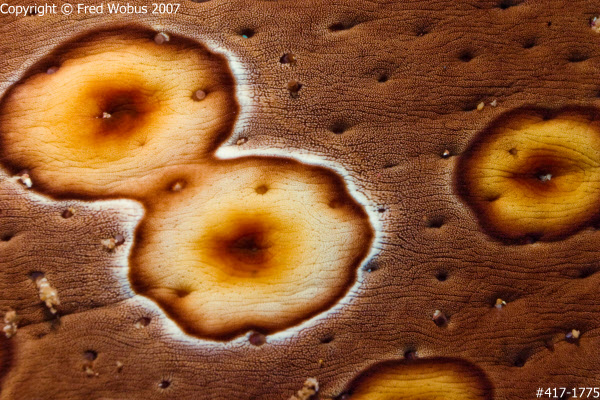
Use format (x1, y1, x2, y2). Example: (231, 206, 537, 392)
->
(2, 0, 600, 399)
(0, 169, 142, 324)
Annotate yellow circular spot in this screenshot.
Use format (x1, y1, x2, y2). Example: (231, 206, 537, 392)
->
(457, 110, 600, 241)
(131, 160, 373, 339)
(346, 359, 492, 400)
(0, 29, 237, 197)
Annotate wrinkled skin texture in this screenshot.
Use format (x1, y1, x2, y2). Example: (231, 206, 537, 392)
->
(2, 0, 600, 399)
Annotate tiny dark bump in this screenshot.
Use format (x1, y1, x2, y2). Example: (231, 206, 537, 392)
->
(432, 310, 448, 327)
(498, 0, 515, 9)
(513, 356, 526, 367)
(331, 122, 348, 135)
(287, 80, 303, 97)
(565, 330, 580, 344)
(329, 22, 354, 32)
(522, 38, 536, 49)
(415, 24, 430, 36)
(29, 271, 44, 281)
(459, 51, 474, 62)
(513, 348, 531, 367)
(240, 28, 255, 38)
(114, 234, 125, 246)
(364, 260, 379, 272)
(578, 267, 597, 279)
(404, 349, 418, 360)
(1, 234, 13, 242)
(568, 52, 589, 63)
(83, 350, 98, 361)
(279, 53, 296, 64)
(136, 316, 151, 327)
(377, 207, 386, 213)
(158, 380, 171, 389)
(463, 102, 479, 112)
(435, 271, 448, 282)
(426, 216, 444, 228)
(61, 209, 74, 219)
(320, 334, 334, 344)
(248, 332, 266, 346)
(377, 74, 388, 83)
